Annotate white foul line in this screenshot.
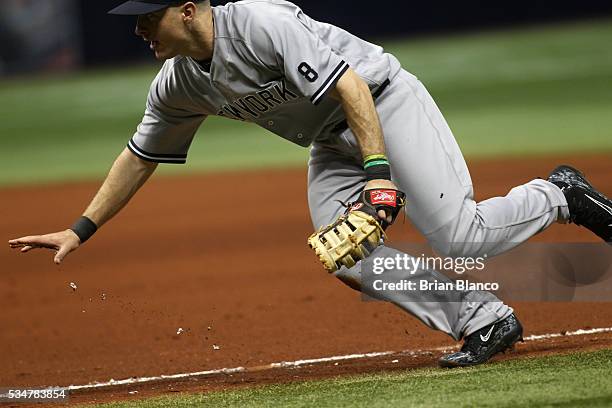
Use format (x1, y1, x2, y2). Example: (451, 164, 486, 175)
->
(524, 327, 612, 341)
(66, 326, 612, 392)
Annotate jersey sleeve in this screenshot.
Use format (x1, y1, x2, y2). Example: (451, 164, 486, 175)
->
(245, 6, 349, 105)
(128, 66, 206, 164)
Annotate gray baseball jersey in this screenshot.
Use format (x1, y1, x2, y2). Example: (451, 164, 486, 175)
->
(128, 0, 401, 163)
(127, 0, 569, 340)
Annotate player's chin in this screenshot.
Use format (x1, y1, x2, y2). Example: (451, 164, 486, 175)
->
(153, 48, 177, 61)
(153, 51, 172, 61)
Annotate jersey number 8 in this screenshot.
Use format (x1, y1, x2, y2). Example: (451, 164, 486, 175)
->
(298, 62, 319, 83)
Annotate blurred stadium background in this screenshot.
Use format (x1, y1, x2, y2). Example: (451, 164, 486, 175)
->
(0, 0, 611, 185)
(2, 0, 612, 73)
(1, 3, 612, 406)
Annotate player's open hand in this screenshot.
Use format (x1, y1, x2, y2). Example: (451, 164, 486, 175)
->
(8, 230, 81, 265)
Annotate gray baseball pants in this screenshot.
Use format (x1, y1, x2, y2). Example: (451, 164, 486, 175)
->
(308, 69, 568, 340)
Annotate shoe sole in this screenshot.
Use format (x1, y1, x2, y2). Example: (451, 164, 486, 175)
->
(438, 329, 523, 368)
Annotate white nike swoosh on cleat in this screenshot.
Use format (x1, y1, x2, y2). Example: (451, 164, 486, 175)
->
(585, 195, 612, 217)
(480, 325, 495, 342)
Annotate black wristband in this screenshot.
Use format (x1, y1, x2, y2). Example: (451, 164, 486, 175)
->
(70, 216, 98, 243)
(365, 163, 392, 182)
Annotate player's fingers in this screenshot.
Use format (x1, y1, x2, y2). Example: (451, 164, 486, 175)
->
(9, 241, 36, 249)
(14, 236, 58, 250)
(377, 209, 393, 224)
(377, 209, 387, 220)
(54, 245, 73, 265)
(376, 208, 394, 226)
(10, 236, 44, 245)
(20, 246, 35, 253)
(54, 252, 64, 265)
(9, 238, 30, 247)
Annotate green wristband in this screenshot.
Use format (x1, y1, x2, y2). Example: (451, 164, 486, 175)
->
(364, 159, 390, 169)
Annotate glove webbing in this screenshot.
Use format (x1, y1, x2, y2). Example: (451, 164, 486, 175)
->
(308, 211, 384, 273)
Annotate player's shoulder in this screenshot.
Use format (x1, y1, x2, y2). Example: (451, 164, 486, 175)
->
(218, 0, 302, 34)
(147, 57, 195, 108)
(221, 0, 300, 16)
(152, 57, 190, 87)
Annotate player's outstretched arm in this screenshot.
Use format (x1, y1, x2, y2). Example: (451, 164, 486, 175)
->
(8, 148, 158, 264)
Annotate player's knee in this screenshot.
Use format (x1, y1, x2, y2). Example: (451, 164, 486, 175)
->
(427, 217, 486, 258)
(429, 232, 473, 258)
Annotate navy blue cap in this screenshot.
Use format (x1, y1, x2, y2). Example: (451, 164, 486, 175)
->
(108, 1, 184, 16)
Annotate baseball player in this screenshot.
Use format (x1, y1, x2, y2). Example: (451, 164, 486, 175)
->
(9, 0, 612, 368)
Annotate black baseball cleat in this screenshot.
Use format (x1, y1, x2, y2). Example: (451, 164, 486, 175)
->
(439, 314, 523, 368)
(548, 165, 612, 243)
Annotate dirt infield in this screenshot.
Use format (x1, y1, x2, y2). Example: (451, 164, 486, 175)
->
(1, 154, 610, 406)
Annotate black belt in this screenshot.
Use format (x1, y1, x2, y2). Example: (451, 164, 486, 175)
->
(330, 78, 391, 134)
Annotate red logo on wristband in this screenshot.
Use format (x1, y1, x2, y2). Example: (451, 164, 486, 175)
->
(370, 190, 397, 206)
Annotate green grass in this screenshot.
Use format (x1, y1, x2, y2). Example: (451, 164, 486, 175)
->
(88, 348, 612, 408)
(0, 67, 307, 185)
(384, 20, 612, 157)
(1, 19, 612, 186)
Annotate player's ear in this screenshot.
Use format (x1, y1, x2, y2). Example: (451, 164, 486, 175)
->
(181, 2, 198, 22)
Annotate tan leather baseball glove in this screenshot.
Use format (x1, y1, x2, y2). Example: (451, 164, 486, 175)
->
(308, 188, 406, 273)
